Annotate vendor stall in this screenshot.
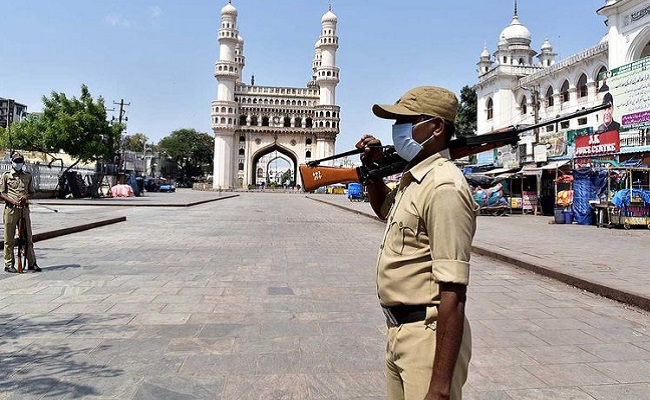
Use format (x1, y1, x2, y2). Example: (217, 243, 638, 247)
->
(595, 167, 650, 229)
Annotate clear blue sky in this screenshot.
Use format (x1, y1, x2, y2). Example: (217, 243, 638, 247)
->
(1, 0, 608, 153)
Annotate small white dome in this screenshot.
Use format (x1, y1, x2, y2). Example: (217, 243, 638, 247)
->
(238, 34, 244, 43)
(600, 33, 609, 44)
(500, 15, 531, 45)
(541, 38, 553, 51)
(221, 2, 237, 16)
(480, 46, 490, 58)
(321, 10, 337, 23)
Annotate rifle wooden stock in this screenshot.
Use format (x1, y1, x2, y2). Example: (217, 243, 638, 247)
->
(299, 164, 361, 192)
(16, 217, 26, 274)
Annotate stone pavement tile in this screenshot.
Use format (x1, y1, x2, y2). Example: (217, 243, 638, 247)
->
(179, 287, 224, 296)
(49, 376, 141, 400)
(232, 336, 299, 354)
(578, 327, 649, 343)
(67, 324, 138, 339)
(0, 338, 33, 354)
(470, 347, 540, 368)
(261, 320, 322, 338)
(130, 312, 191, 325)
(578, 342, 650, 361)
(132, 324, 203, 339)
(581, 383, 650, 400)
(107, 302, 165, 313)
(523, 363, 617, 386)
(528, 317, 596, 330)
(472, 330, 549, 348)
(466, 365, 547, 391)
(530, 329, 605, 346)
(588, 360, 650, 383)
(131, 376, 225, 400)
(257, 351, 332, 374)
(299, 335, 382, 356)
(180, 354, 256, 375)
(166, 338, 234, 355)
(199, 323, 261, 339)
(304, 372, 388, 399)
(152, 294, 206, 304)
(162, 303, 216, 313)
(474, 318, 543, 332)
(0, 376, 64, 400)
(131, 286, 182, 296)
(504, 387, 596, 399)
(50, 302, 114, 314)
(518, 345, 602, 364)
(220, 374, 309, 399)
(3, 303, 60, 314)
(187, 312, 255, 325)
(463, 388, 514, 400)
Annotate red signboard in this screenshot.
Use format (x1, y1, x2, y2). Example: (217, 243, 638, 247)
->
(574, 130, 620, 157)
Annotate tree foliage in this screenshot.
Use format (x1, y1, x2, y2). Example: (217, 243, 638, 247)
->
(158, 128, 214, 182)
(123, 133, 149, 152)
(1, 85, 123, 169)
(456, 85, 477, 137)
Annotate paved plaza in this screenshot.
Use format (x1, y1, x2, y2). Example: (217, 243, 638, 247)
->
(0, 191, 648, 399)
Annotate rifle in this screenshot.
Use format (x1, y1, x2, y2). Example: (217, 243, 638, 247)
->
(16, 216, 27, 274)
(299, 103, 611, 192)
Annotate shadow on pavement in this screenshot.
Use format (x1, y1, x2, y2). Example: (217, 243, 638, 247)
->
(0, 313, 125, 398)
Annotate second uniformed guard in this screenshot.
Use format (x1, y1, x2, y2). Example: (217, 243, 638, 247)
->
(1, 153, 41, 273)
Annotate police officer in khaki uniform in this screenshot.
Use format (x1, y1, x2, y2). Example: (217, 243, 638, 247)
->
(1, 153, 41, 273)
(359, 87, 478, 400)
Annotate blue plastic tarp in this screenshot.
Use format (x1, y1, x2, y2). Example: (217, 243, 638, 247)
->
(611, 189, 650, 208)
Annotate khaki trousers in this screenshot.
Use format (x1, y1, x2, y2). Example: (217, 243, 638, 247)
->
(385, 316, 471, 400)
(3, 206, 36, 268)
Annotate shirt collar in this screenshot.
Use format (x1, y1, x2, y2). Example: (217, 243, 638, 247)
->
(403, 149, 451, 184)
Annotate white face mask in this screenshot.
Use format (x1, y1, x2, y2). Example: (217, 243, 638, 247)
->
(391, 118, 435, 161)
(12, 162, 24, 171)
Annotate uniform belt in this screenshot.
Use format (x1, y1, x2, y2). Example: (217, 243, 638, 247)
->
(5, 202, 26, 209)
(382, 304, 427, 326)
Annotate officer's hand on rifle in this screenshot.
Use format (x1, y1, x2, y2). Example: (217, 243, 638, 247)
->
(357, 135, 383, 166)
(18, 195, 28, 206)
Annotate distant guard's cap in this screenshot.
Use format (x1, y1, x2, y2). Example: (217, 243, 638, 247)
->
(372, 86, 458, 122)
(11, 153, 24, 162)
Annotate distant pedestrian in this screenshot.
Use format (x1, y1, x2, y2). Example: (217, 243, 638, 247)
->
(359, 86, 477, 399)
(1, 153, 41, 273)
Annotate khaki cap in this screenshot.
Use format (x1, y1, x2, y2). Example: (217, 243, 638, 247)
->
(372, 86, 458, 122)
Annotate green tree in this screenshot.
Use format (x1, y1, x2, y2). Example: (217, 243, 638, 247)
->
(456, 85, 477, 137)
(158, 128, 214, 184)
(0, 85, 123, 195)
(123, 133, 149, 152)
(280, 169, 292, 185)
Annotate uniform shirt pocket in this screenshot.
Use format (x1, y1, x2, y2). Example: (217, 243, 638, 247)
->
(386, 209, 421, 256)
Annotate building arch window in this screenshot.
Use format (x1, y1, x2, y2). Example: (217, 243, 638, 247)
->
(596, 66, 608, 90)
(220, 117, 226, 123)
(238, 148, 245, 156)
(325, 121, 330, 128)
(257, 167, 263, 178)
(220, 107, 226, 113)
(560, 80, 570, 103)
(284, 117, 291, 127)
(519, 57, 524, 65)
(332, 122, 337, 128)
(295, 117, 302, 127)
(306, 138, 312, 145)
(262, 116, 269, 126)
(520, 96, 527, 115)
(577, 73, 588, 98)
(326, 111, 331, 117)
(238, 162, 244, 171)
(486, 98, 493, 120)
(251, 116, 258, 125)
(239, 136, 245, 142)
(546, 87, 554, 107)
(228, 118, 232, 124)
(305, 150, 312, 158)
(306, 118, 313, 128)
(239, 115, 247, 125)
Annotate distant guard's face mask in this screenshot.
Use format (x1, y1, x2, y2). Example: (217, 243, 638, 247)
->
(391, 118, 435, 161)
(12, 162, 24, 171)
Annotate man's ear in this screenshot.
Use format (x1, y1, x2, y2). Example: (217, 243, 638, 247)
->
(432, 117, 446, 138)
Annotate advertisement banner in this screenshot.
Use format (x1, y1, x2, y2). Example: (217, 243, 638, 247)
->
(574, 130, 620, 157)
(598, 56, 650, 131)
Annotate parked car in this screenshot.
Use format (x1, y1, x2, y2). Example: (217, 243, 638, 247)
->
(158, 183, 176, 192)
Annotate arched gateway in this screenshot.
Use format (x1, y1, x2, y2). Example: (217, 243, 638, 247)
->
(211, 1, 340, 190)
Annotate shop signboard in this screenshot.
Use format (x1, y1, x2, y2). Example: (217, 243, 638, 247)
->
(574, 129, 620, 168)
(597, 56, 650, 131)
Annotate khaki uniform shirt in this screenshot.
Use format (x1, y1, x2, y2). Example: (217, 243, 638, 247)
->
(376, 151, 478, 307)
(1, 169, 35, 203)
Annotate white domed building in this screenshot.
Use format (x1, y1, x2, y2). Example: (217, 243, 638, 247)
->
(475, 0, 650, 169)
(211, 2, 340, 190)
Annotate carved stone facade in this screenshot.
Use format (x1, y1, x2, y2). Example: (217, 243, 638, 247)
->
(211, 2, 340, 189)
